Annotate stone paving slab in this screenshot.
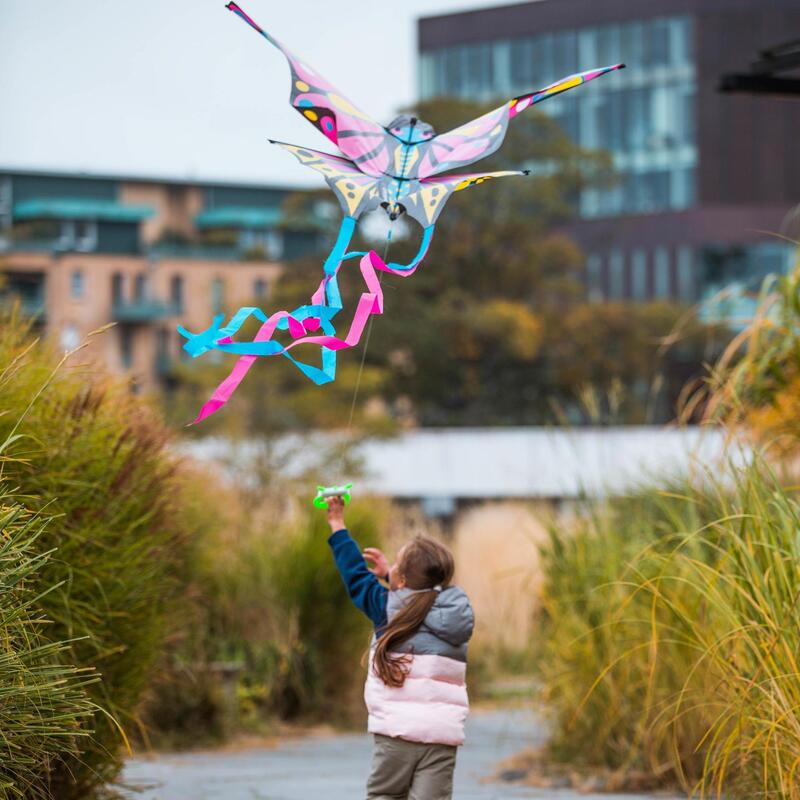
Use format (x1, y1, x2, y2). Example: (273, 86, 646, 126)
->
(121, 709, 673, 800)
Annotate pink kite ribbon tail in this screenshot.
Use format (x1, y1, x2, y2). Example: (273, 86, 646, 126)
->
(273, 252, 385, 353)
(190, 355, 258, 425)
(189, 308, 301, 425)
(190, 249, 399, 424)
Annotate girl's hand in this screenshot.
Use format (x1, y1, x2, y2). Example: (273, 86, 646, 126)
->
(363, 547, 390, 579)
(326, 495, 346, 532)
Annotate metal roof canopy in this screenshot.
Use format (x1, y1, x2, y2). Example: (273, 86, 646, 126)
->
(183, 426, 751, 502)
(194, 206, 283, 229)
(14, 198, 153, 222)
(720, 39, 800, 97)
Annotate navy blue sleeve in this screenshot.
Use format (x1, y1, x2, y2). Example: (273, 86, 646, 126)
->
(328, 529, 388, 630)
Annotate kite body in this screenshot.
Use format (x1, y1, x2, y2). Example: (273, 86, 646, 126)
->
(179, 1, 625, 423)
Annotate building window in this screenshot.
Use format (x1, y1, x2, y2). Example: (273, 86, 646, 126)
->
(254, 278, 269, 300)
(676, 246, 695, 302)
(0, 177, 12, 235)
(608, 250, 625, 299)
(265, 231, 283, 260)
(631, 250, 648, 301)
(422, 15, 697, 221)
(211, 277, 225, 314)
(54, 220, 97, 252)
(111, 273, 124, 306)
(74, 220, 97, 252)
(586, 254, 603, 302)
(170, 275, 184, 313)
(119, 327, 133, 369)
(654, 247, 671, 298)
(134, 274, 148, 302)
(71, 269, 84, 299)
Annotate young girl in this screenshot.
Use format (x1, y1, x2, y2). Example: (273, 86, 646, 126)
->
(324, 496, 474, 800)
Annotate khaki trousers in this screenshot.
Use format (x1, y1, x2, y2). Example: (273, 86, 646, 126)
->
(366, 733, 457, 800)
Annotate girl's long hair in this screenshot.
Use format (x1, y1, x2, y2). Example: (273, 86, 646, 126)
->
(372, 536, 455, 688)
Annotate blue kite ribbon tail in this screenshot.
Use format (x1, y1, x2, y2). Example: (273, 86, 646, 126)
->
(276, 216, 354, 334)
(177, 307, 269, 357)
(341, 224, 435, 273)
(324, 216, 357, 275)
(278, 305, 339, 384)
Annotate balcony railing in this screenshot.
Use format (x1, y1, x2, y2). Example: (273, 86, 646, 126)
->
(112, 300, 180, 323)
(147, 243, 242, 261)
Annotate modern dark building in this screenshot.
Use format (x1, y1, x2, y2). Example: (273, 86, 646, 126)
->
(418, 0, 800, 315)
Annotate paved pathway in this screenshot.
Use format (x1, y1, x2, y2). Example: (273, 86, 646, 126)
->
(121, 709, 670, 799)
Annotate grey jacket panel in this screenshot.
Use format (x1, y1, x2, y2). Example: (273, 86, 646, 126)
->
(386, 586, 475, 663)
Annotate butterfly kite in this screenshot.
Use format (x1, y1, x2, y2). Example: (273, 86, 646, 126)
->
(179, 1, 625, 423)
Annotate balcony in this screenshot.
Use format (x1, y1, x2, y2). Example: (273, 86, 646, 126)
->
(147, 242, 241, 261)
(112, 300, 180, 324)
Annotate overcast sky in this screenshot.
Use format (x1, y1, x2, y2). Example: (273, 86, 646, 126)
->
(0, 0, 512, 188)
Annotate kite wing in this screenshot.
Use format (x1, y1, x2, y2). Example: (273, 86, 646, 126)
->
(402, 170, 529, 227)
(226, 2, 390, 177)
(270, 140, 382, 220)
(416, 64, 625, 178)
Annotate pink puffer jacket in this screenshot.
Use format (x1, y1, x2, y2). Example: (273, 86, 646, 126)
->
(364, 586, 474, 746)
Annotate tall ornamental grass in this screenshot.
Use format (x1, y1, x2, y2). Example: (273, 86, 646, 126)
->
(0, 315, 191, 797)
(537, 457, 800, 798)
(0, 498, 97, 799)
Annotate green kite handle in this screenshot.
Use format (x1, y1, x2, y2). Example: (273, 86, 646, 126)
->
(313, 482, 353, 509)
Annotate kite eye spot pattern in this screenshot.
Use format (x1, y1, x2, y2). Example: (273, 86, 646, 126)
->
(298, 98, 314, 108)
(296, 80, 310, 92)
(304, 109, 319, 122)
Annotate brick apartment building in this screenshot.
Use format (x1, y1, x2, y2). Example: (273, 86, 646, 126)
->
(0, 169, 320, 391)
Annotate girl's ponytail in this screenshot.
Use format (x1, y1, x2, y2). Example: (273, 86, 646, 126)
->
(373, 589, 439, 687)
(372, 537, 454, 688)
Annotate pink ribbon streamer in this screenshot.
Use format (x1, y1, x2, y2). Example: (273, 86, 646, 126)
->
(191, 249, 422, 424)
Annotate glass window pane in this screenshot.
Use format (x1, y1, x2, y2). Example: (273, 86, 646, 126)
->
(170, 275, 184, 312)
(211, 277, 225, 314)
(586, 253, 603, 301)
(71, 269, 84, 299)
(654, 247, 671, 298)
(631, 250, 648, 300)
(676, 246, 695, 301)
(609, 250, 625, 298)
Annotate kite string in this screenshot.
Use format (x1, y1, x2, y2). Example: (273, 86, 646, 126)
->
(341, 117, 416, 469)
(343, 228, 392, 437)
